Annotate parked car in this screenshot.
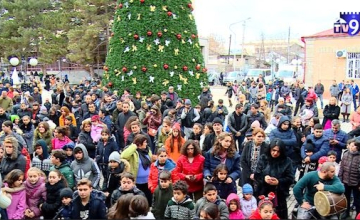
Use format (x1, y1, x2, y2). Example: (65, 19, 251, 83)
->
(246, 69, 273, 83)
(275, 70, 297, 84)
(223, 71, 243, 85)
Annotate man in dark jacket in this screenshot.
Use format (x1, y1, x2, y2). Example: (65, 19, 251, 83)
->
(181, 99, 200, 138)
(247, 104, 267, 130)
(301, 124, 330, 163)
(115, 101, 136, 150)
(82, 103, 98, 120)
(294, 82, 307, 116)
(199, 86, 212, 111)
(323, 120, 348, 163)
(71, 179, 107, 219)
(227, 104, 248, 153)
(314, 80, 325, 109)
(126, 121, 152, 149)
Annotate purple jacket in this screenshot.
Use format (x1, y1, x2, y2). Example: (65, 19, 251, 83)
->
(3, 183, 26, 219)
(25, 177, 47, 217)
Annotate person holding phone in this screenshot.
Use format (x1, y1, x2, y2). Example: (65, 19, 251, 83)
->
(254, 138, 294, 219)
(173, 140, 205, 202)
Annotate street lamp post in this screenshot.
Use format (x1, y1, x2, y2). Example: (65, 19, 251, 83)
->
(291, 58, 302, 79)
(229, 17, 251, 73)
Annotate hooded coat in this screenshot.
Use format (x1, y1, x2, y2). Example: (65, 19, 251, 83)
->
(71, 190, 107, 219)
(32, 139, 52, 175)
(25, 177, 47, 218)
(50, 161, 75, 189)
(0, 145, 26, 179)
(226, 193, 245, 220)
(70, 144, 101, 188)
(62, 142, 75, 164)
(148, 158, 177, 193)
(268, 116, 297, 156)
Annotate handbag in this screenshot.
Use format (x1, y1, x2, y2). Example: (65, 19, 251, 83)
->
(148, 127, 158, 137)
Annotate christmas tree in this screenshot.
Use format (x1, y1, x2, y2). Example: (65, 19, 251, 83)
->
(103, 0, 207, 102)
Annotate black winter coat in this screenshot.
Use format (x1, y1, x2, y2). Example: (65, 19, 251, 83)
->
(339, 150, 360, 186)
(41, 180, 65, 219)
(254, 154, 293, 197)
(71, 190, 107, 219)
(78, 131, 96, 158)
(322, 104, 340, 127)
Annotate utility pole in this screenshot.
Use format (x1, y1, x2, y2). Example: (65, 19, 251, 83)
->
(228, 35, 231, 64)
(240, 20, 246, 72)
(287, 26, 290, 64)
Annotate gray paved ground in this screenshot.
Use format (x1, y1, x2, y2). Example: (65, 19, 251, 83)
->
(210, 86, 355, 219)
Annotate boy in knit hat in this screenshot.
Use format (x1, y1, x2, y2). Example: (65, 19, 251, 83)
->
(152, 171, 174, 219)
(298, 140, 318, 180)
(240, 183, 257, 219)
(103, 151, 130, 207)
(54, 188, 73, 219)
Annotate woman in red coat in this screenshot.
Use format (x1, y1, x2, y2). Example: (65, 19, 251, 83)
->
(173, 140, 205, 202)
(148, 148, 177, 193)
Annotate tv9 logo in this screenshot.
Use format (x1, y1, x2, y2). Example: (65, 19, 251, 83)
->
(334, 12, 360, 36)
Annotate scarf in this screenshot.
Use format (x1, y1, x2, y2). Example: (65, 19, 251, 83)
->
(219, 151, 227, 164)
(137, 147, 151, 170)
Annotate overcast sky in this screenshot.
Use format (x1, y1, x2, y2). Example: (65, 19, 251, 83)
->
(193, 0, 357, 48)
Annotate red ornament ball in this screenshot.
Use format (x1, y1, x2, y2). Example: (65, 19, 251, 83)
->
(140, 0, 145, 3)
(147, 31, 152, 36)
(195, 64, 201, 70)
(122, 67, 128, 73)
(202, 68, 208, 73)
(119, 3, 123, 8)
(188, 3, 192, 8)
(183, 66, 188, 71)
(176, 34, 182, 39)
(163, 64, 169, 69)
(134, 34, 139, 40)
(157, 31, 163, 37)
(103, 66, 109, 71)
(108, 82, 113, 87)
(111, 33, 114, 37)
(191, 34, 196, 39)
(167, 11, 173, 16)
(141, 67, 147, 72)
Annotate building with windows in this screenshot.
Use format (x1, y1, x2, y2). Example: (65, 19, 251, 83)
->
(301, 29, 360, 98)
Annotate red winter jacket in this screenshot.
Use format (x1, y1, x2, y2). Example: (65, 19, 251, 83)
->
(249, 209, 279, 219)
(148, 159, 178, 193)
(173, 154, 205, 193)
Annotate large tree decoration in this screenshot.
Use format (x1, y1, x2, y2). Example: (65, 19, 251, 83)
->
(104, 0, 207, 102)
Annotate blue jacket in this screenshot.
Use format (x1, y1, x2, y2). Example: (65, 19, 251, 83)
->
(101, 115, 112, 131)
(211, 180, 237, 200)
(71, 190, 107, 219)
(204, 150, 241, 181)
(301, 135, 330, 162)
(269, 116, 297, 156)
(323, 129, 348, 162)
(351, 83, 359, 96)
(96, 136, 119, 165)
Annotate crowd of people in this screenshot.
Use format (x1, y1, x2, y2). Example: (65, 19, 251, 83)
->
(0, 74, 358, 219)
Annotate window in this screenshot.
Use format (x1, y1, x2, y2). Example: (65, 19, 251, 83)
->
(347, 52, 360, 79)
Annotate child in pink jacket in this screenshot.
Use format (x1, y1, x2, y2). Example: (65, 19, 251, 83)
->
(226, 193, 245, 219)
(2, 169, 26, 219)
(24, 167, 47, 218)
